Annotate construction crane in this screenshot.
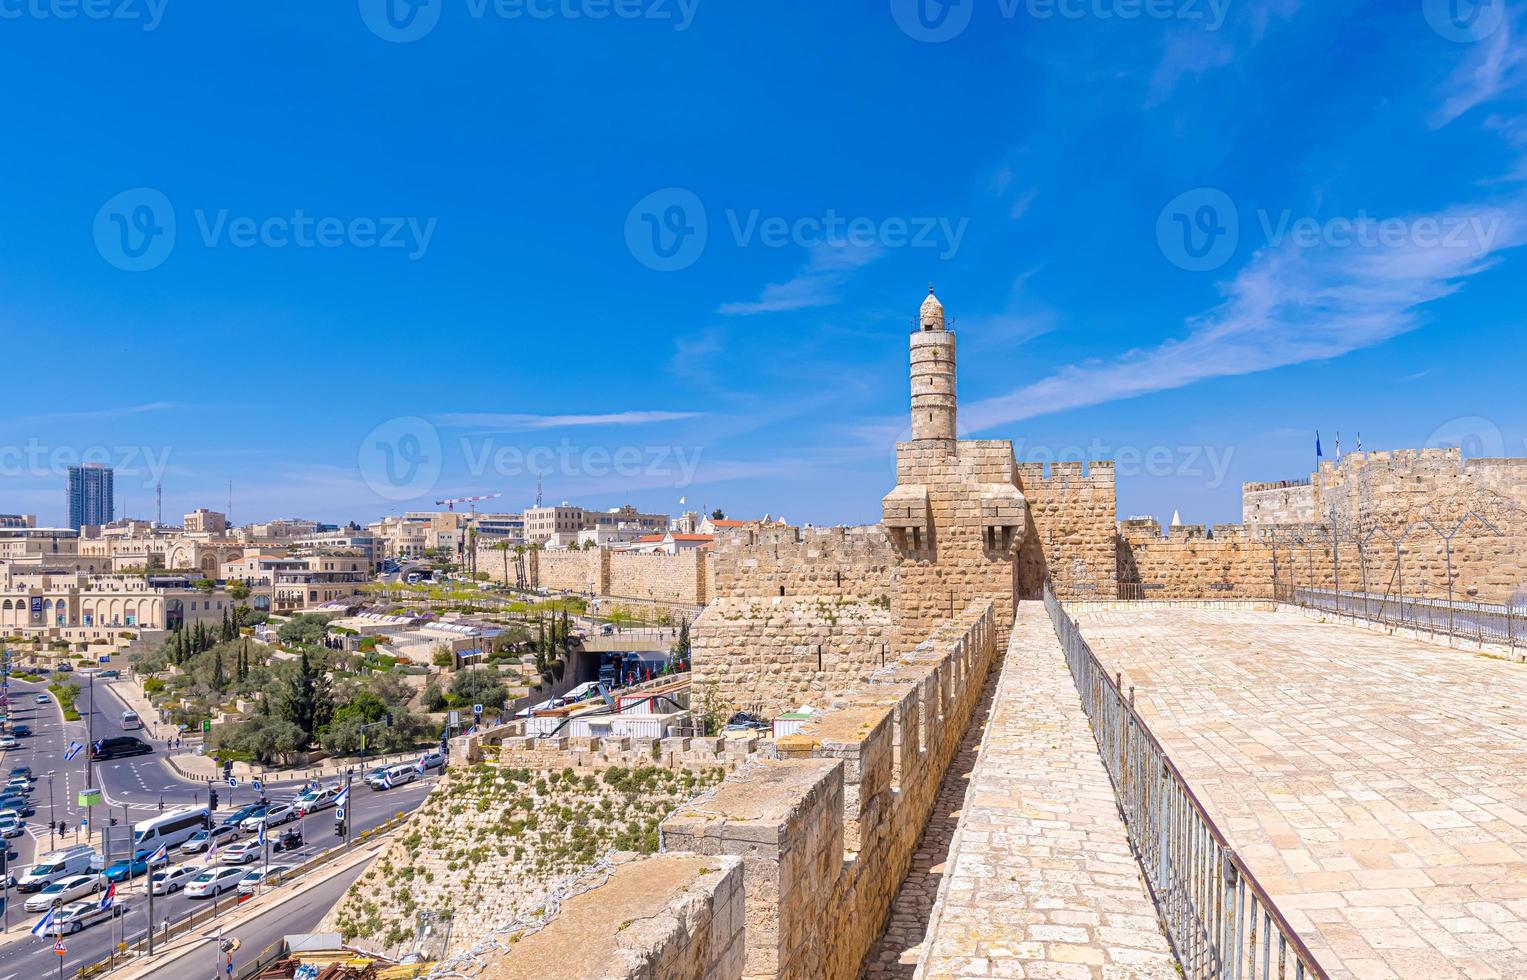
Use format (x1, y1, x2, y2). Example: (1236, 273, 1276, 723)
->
(435, 492, 503, 515)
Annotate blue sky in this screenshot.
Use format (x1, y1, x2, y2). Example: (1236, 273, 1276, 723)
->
(2, 0, 1525, 529)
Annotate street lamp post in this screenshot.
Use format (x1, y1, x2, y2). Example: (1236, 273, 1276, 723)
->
(46, 772, 56, 850)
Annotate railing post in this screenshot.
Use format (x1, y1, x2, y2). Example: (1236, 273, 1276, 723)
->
(1223, 854, 1242, 980)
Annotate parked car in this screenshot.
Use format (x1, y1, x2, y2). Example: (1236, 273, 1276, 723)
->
(0, 793, 30, 812)
(150, 864, 203, 895)
(0, 806, 33, 823)
(237, 865, 293, 895)
(54, 899, 127, 933)
(8, 766, 33, 782)
(0, 737, 17, 750)
(0, 817, 25, 839)
(23, 874, 98, 912)
(184, 866, 247, 898)
(181, 825, 239, 854)
(244, 803, 296, 830)
(10, 724, 32, 737)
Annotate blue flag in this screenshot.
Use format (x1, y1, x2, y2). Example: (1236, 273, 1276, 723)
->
(1316, 431, 1323, 459)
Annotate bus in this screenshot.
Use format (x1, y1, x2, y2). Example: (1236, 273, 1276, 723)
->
(133, 806, 211, 852)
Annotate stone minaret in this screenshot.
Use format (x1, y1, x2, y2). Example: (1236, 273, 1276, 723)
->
(883, 286, 1028, 651)
(910, 286, 957, 443)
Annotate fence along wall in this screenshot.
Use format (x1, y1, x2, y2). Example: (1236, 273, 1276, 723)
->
(665, 601, 998, 979)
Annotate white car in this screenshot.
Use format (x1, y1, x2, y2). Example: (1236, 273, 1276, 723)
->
(181, 826, 239, 854)
(0, 818, 24, 839)
(54, 899, 127, 934)
(0, 737, 16, 750)
(150, 864, 203, 895)
(184, 866, 247, 898)
(5, 778, 32, 795)
(236, 865, 293, 895)
(219, 839, 265, 865)
(293, 786, 339, 816)
(242, 803, 295, 831)
(33, 695, 48, 704)
(24, 874, 100, 912)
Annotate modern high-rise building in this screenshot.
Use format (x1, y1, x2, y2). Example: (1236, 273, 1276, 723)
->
(67, 464, 115, 530)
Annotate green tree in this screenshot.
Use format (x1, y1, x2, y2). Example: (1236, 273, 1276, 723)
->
(710, 508, 726, 521)
(274, 651, 334, 745)
(276, 613, 332, 648)
(192, 578, 216, 594)
(448, 668, 507, 711)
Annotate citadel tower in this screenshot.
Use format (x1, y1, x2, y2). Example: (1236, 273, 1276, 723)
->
(883, 287, 1028, 649)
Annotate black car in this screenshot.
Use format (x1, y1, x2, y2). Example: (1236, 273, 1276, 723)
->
(7, 767, 32, 781)
(89, 737, 152, 761)
(9, 725, 31, 738)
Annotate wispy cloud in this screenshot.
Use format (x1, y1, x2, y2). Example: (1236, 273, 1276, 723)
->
(717, 240, 883, 315)
(16, 402, 176, 425)
(431, 411, 703, 431)
(1431, 19, 1526, 129)
(963, 200, 1527, 432)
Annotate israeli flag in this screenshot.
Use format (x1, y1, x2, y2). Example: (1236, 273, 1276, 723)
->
(63, 741, 83, 762)
(99, 882, 116, 911)
(30, 907, 55, 938)
(381, 771, 393, 790)
(416, 754, 428, 774)
(149, 843, 169, 864)
(334, 787, 350, 811)
(257, 821, 266, 847)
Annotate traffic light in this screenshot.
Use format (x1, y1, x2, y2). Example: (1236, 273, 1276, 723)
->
(334, 821, 346, 838)
(223, 759, 234, 778)
(209, 788, 219, 810)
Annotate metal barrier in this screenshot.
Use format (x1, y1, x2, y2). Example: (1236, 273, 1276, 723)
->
(1283, 586, 1525, 650)
(1044, 585, 1329, 980)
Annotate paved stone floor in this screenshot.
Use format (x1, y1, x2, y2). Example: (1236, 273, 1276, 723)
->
(1072, 604, 1527, 980)
(908, 603, 1178, 979)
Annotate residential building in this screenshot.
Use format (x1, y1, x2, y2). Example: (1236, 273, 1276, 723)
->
(624, 532, 714, 555)
(523, 503, 669, 544)
(0, 515, 37, 529)
(67, 464, 114, 530)
(0, 567, 235, 640)
(184, 508, 229, 534)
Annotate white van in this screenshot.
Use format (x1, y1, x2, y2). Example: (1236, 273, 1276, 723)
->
(294, 785, 339, 815)
(366, 764, 416, 791)
(132, 806, 210, 853)
(18, 846, 102, 894)
(120, 710, 142, 731)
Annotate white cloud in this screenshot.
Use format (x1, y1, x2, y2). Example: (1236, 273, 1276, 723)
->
(1431, 19, 1526, 129)
(962, 200, 1527, 432)
(717, 241, 883, 315)
(15, 402, 176, 426)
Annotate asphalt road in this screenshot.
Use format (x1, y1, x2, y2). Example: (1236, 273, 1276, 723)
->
(0, 673, 439, 977)
(133, 859, 374, 980)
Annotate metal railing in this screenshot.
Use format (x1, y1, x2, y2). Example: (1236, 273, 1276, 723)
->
(1044, 585, 1328, 980)
(1282, 586, 1525, 650)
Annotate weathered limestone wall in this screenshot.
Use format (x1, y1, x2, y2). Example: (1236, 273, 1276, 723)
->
(889, 440, 1023, 653)
(496, 732, 769, 772)
(610, 550, 709, 605)
(475, 546, 712, 606)
(665, 602, 999, 980)
(1017, 461, 1119, 601)
(1243, 480, 1316, 525)
(1117, 519, 1337, 599)
(693, 526, 899, 718)
(480, 855, 746, 980)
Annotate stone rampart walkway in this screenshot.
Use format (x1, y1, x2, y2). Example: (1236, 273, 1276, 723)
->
(911, 602, 1177, 979)
(1073, 605, 1527, 980)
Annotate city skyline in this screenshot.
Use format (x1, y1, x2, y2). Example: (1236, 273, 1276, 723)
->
(3, 1, 1525, 529)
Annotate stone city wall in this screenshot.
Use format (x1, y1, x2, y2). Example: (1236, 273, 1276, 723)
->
(610, 550, 709, 605)
(1243, 480, 1316, 526)
(664, 602, 998, 979)
(475, 545, 713, 607)
(494, 732, 770, 773)
(1016, 460, 1119, 601)
(480, 855, 746, 980)
(709, 525, 898, 604)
